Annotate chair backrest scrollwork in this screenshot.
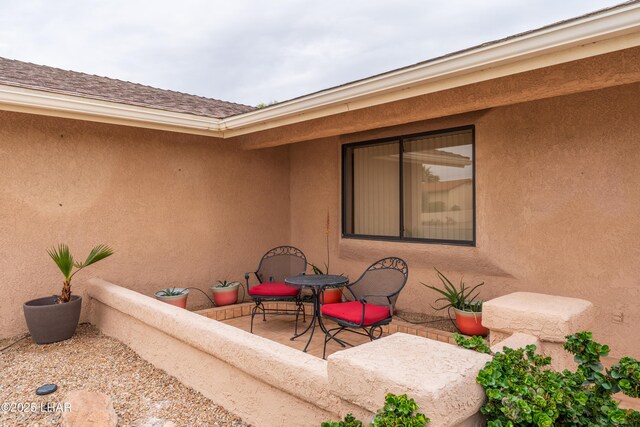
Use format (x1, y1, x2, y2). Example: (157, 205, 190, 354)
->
(345, 257, 408, 308)
(256, 246, 307, 283)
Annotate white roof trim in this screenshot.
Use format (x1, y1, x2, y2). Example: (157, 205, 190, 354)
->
(1, 1, 639, 138)
(0, 84, 224, 136)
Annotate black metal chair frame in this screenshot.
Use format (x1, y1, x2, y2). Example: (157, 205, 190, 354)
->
(321, 257, 408, 358)
(245, 246, 308, 334)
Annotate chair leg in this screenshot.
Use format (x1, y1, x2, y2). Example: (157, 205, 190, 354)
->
(323, 331, 329, 359)
(250, 301, 263, 333)
(323, 326, 346, 359)
(250, 304, 257, 333)
(366, 325, 384, 341)
(366, 327, 373, 341)
(294, 302, 301, 335)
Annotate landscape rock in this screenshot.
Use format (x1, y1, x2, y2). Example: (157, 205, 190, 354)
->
(62, 390, 117, 427)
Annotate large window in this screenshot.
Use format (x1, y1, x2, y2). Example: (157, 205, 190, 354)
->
(342, 126, 475, 245)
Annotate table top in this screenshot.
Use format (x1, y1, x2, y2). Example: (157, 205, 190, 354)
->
(285, 274, 348, 288)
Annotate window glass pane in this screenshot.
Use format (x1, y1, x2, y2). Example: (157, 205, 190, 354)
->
(345, 141, 400, 237)
(402, 129, 473, 242)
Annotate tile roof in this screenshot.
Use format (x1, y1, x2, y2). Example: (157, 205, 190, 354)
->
(0, 57, 255, 119)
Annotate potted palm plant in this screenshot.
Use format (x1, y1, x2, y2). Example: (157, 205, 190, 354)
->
(155, 288, 189, 308)
(210, 280, 241, 306)
(421, 268, 488, 336)
(23, 244, 114, 344)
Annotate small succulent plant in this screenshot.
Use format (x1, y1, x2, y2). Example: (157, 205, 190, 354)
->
(213, 280, 240, 288)
(157, 287, 187, 296)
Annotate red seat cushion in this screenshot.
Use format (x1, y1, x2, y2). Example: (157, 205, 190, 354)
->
(249, 282, 300, 297)
(321, 301, 390, 326)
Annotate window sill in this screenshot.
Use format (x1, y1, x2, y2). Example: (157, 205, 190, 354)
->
(341, 234, 475, 247)
(338, 236, 512, 277)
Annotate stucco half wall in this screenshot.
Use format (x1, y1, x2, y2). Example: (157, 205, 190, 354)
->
(87, 278, 489, 427)
(288, 82, 640, 358)
(86, 280, 603, 425)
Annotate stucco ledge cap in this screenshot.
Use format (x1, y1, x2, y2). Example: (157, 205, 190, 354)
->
(327, 333, 491, 426)
(482, 292, 594, 342)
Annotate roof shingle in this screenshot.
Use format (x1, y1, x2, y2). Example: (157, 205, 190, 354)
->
(0, 57, 255, 119)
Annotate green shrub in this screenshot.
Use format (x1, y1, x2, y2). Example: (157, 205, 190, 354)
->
(321, 393, 429, 427)
(469, 331, 640, 426)
(610, 357, 640, 399)
(321, 413, 363, 427)
(625, 409, 640, 426)
(453, 332, 492, 354)
(372, 394, 429, 427)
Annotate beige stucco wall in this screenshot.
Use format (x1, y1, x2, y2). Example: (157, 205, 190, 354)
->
(289, 82, 640, 358)
(0, 111, 290, 338)
(1, 50, 639, 362)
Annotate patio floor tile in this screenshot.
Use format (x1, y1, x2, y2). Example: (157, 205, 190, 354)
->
(223, 315, 372, 358)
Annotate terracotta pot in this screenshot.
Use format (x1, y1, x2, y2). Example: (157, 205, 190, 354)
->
(210, 282, 240, 306)
(155, 288, 189, 309)
(453, 308, 488, 336)
(321, 288, 343, 304)
(23, 295, 82, 344)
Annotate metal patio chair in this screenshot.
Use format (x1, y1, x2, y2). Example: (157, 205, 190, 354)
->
(245, 246, 307, 333)
(320, 257, 408, 358)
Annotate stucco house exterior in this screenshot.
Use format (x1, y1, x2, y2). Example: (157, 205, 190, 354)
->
(1, 1, 639, 360)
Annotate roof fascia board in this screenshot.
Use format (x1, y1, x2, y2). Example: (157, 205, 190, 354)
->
(223, 31, 640, 138)
(0, 84, 224, 136)
(221, 2, 640, 134)
(0, 2, 638, 138)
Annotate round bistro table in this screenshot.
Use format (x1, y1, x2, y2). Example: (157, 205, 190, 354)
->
(284, 274, 348, 353)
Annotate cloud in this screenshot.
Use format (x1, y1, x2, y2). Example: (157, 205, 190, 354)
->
(0, 0, 623, 106)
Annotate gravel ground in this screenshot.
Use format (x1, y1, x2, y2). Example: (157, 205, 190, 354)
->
(395, 310, 458, 332)
(0, 324, 249, 426)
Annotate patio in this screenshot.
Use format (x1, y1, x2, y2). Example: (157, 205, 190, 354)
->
(86, 278, 496, 425)
(195, 302, 458, 359)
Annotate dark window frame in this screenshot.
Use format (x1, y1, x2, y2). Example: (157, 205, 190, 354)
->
(341, 125, 476, 247)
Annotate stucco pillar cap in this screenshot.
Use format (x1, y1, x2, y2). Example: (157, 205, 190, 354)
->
(483, 292, 594, 342)
(327, 333, 490, 427)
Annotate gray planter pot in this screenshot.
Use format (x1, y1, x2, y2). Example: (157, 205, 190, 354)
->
(23, 295, 82, 344)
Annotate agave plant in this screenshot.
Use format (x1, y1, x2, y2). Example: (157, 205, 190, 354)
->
(213, 280, 240, 288)
(157, 288, 187, 296)
(421, 268, 484, 312)
(47, 244, 114, 303)
(309, 262, 327, 275)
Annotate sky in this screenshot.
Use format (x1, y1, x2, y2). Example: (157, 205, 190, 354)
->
(0, 0, 626, 107)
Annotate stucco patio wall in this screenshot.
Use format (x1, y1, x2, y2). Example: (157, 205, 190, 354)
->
(87, 278, 493, 426)
(483, 292, 594, 371)
(0, 110, 291, 339)
(87, 278, 342, 426)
